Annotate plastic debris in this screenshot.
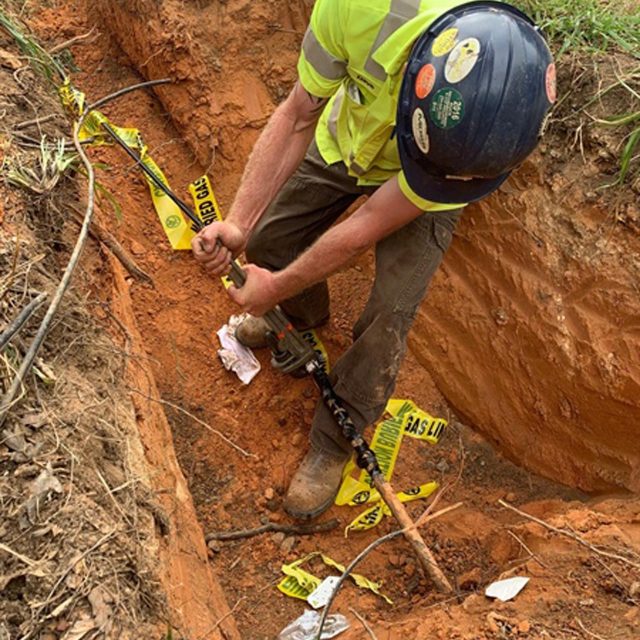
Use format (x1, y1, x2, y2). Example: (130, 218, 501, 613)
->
(216, 314, 261, 384)
(485, 576, 530, 602)
(278, 609, 349, 640)
(307, 576, 341, 610)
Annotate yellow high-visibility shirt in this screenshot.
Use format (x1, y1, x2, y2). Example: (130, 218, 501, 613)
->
(298, 0, 470, 211)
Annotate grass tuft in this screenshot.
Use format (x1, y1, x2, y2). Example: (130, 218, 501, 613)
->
(0, 9, 65, 81)
(515, 0, 640, 58)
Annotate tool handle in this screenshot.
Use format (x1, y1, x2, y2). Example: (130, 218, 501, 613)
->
(374, 477, 453, 593)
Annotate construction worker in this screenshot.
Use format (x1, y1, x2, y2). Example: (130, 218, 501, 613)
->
(192, 0, 555, 519)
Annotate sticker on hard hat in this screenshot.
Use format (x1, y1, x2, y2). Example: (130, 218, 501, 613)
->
(545, 63, 557, 103)
(411, 108, 430, 154)
(415, 64, 436, 99)
(429, 88, 465, 129)
(431, 28, 458, 57)
(444, 38, 480, 84)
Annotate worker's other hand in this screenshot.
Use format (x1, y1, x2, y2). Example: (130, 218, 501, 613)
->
(228, 264, 279, 316)
(191, 221, 246, 276)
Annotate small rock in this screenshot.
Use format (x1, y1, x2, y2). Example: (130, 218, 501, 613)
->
(624, 607, 639, 622)
(404, 563, 416, 578)
(388, 554, 402, 568)
(493, 307, 509, 326)
(265, 498, 279, 512)
(505, 492, 517, 503)
(579, 599, 595, 607)
(270, 512, 283, 523)
(291, 432, 304, 446)
(207, 540, 221, 554)
(264, 487, 275, 501)
(280, 536, 296, 554)
(435, 459, 450, 473)
(517, 620, 531, 634)
(129, 239, 146, 256)
(195, 123, 211, 140)
(458, 567, 482, 590)
(271, 532, 286, 545)
(303, 399, 316, 412)
(629, 581, 640, 599)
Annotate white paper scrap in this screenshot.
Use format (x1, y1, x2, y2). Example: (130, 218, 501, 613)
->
(307, 576, 341, 610)
(485, 576, 530, 602)
(216, 314, 261, 385)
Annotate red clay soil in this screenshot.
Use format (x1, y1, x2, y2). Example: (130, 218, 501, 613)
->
(90, 0, 640, 494)
(28, 1, 640, 638)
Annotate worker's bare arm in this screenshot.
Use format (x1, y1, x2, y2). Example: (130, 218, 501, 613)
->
(228, 177, 424, 315)
(191, 81, 327, 270)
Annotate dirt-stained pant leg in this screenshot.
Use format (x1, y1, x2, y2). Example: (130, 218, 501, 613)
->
(246, 139, 462, 458)
(245, 140, 374, 329)
(310, 208, 463, 458)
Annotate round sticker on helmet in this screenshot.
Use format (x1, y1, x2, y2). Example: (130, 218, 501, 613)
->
(431, 28, 458, 57)
(415, 64, 436, 99)
(545, 63, 557, 103)
(429, 88, 465, 129)
(412, 108, 429, 154)
(444, 37, 480, 84)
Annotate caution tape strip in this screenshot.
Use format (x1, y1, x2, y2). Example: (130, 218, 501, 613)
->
(59, 77, 197, 251)
(277, 552, 392, 604)
(335, 398, 447, 533)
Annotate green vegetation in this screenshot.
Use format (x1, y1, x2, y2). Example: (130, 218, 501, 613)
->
(0, 10, 65, 81)
(515, 0, 640, 57)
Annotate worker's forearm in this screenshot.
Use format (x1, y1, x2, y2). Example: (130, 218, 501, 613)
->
(273, 213, 370, 301)
(226, 105, 316, 236)
(271, 177, 423, 302)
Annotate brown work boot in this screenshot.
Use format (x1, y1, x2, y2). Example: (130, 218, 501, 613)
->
(284, 446, 348, 519)
(235, 315, 270, 349)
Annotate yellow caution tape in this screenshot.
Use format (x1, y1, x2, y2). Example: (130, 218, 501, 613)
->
(344, 481, 438, 536)
(335, 400, 413, 506)
(320, 554, 392, 605)
(277, 554, 322, 600)
(301, 329, 330, 372)
(187, 174, 235, 288)
(277, 553, 392, 604)
(58, 78, 195, 250)
(387, 398, 448, 444)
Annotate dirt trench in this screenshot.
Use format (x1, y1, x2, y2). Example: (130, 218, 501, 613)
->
(89, 0, 640, 494)
(26, 0, 640, 638)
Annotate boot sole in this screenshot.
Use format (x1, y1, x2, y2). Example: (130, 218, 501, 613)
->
(283, 488, 339, 521)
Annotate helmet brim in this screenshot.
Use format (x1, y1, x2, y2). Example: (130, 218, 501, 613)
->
(399, 135, 512, 204)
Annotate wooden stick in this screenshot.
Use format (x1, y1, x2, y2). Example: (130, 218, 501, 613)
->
(69, 208, 152, 283)
(498, 500, 640, 570)
(206, 518, 339, 542)
(314, 502, 462, 640)
(349, 608, 378, 640)
(0, 114, 96, 425)
(375, 477, 453, 593)
(0, 292, 47, 353)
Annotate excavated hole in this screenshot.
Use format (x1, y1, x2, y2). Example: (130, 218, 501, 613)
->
(27, 0, 640, 637)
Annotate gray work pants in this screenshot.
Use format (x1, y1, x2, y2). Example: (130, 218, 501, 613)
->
(246, 140, 462, 458)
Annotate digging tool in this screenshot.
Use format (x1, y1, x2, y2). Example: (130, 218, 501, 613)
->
(102, 123, 453, 593)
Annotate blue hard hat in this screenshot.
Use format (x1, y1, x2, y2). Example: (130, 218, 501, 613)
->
(397, 1, 555, 204)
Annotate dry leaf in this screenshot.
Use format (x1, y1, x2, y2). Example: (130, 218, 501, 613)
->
(62, 617, 96, 640)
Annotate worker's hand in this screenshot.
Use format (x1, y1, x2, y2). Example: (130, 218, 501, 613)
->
(228, 264, 280, 316)
(191, 221, 246, 275)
